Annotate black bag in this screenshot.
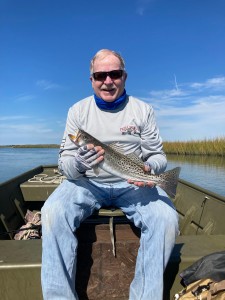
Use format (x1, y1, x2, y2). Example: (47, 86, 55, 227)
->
(180, 251, 225, 286)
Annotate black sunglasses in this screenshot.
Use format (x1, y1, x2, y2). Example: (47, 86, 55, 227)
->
(92, 69, 124, 81)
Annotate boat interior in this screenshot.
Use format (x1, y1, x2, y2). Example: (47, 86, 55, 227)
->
(0, 165, 225, 299)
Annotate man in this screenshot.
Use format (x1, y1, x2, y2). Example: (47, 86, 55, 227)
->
(41, 49, 179, 300)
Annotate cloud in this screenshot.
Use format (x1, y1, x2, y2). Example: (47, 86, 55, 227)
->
(141, 76, 225, 141)
(0, 118, 64, 145)
(36, 79, 61, 90)
(0, 115, 31, 121)
(2, 76, 224, 144)
(0, 116, 53, 139)
(148, 88, 188, 101)
(136, 0, 153, 15)
(0, 123, 53, 134)
(190, 76, 225, 90)
(14, 94, 36, 102)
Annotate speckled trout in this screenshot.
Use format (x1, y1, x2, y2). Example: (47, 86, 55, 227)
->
(69, 129, 181, 198)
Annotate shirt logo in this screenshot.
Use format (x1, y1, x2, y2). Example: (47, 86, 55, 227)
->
(120, 125, 139, 135)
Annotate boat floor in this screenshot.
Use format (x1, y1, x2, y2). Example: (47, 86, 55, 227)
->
(1, 234, 225, 300)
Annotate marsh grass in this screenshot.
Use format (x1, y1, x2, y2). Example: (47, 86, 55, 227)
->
(1, 138, 225, 156)
(164, 137, 225, 156)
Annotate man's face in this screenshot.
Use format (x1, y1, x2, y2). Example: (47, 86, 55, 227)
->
(90, 54, 127, 102)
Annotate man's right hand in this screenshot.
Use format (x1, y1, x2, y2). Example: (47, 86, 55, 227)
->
(74, 144, 104, 173)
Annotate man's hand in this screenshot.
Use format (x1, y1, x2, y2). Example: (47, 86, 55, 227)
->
(75, 144, 104, 173)
(127, 164, 155, 188)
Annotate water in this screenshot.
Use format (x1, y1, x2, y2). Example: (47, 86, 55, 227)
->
(0, 148, 59, 182)
(0, 148, 224, 197)
(167, 154, 225, 197)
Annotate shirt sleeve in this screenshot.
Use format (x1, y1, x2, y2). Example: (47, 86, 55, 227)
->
(140, 105, 167, 174)
(58, 105, 84, 179)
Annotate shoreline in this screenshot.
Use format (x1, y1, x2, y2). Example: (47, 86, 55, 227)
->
(0, 144, 60, 149)
(1, 137, 224, 156)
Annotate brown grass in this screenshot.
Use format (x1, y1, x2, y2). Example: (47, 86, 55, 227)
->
(163, 137, 225, 156)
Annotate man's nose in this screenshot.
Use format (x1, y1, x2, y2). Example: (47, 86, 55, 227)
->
(104, 75, 113, 84)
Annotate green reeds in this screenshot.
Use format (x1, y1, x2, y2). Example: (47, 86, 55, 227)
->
(164, 137, 225, 156)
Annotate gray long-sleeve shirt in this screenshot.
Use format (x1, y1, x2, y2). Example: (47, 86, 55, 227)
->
(58, 95, 167, 183)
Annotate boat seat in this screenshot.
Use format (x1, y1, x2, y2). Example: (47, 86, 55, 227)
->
(95, 207, 124, 216)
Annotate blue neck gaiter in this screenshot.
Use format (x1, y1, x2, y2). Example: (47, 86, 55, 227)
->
(94, 89, 127, 110)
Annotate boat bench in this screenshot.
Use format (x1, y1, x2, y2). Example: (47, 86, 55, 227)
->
(1, 235, 225, 300)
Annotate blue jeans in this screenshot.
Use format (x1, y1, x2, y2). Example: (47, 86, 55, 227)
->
(41, 178, 179, 300)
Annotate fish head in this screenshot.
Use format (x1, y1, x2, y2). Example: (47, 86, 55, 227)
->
(68, 129, 94, 147)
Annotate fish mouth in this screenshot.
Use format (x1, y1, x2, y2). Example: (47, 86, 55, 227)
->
(68, 129, 81, 145)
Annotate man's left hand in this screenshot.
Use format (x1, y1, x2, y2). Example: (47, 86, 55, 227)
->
(127, 164, 155, 188)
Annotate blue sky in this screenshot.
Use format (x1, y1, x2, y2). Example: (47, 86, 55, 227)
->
(0, 0, 225, 145)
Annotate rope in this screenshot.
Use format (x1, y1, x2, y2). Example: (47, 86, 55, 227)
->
(28, 169, 66, 184)
(14, 211, 42, 240)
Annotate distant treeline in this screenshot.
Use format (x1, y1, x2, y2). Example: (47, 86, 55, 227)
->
(1, 138, 225, 156)
(163, 137, 225, 156)
(0, 144, 60, 148)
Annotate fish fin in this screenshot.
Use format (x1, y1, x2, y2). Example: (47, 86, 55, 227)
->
(157, 167, 181, 198)
(93, 166, 100, 177)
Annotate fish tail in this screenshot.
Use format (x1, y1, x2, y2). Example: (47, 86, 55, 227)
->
(157, 167, 181, 198)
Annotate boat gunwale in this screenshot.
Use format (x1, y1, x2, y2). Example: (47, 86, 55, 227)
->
(178, 178, 225, 202)
(1, 164, 224, 202)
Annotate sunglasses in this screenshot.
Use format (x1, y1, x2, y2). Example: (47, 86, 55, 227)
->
(92, 69, 124, 81)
